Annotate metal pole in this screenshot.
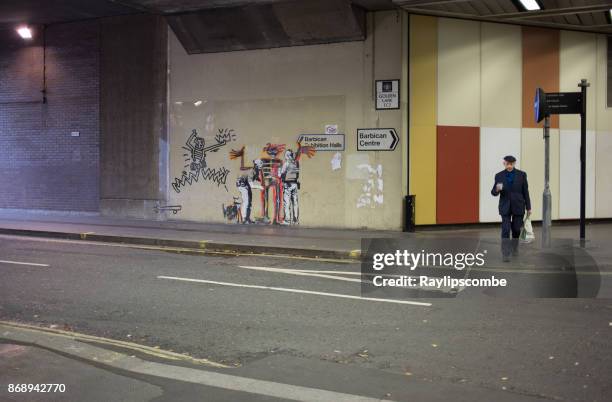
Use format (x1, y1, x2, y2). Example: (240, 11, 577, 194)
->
(578, 79, 589, 246)
(542, 114, 552, 248)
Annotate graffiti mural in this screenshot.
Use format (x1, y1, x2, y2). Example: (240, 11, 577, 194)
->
(172, 129, 234, 193)
(356, 163, 384, 208)
(227, 142, 315, 225)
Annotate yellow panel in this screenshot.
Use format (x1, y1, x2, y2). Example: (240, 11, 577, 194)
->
(521, 128, 560, 221)
(559, 31, 597, 131)
(437, 18, 480, 127)
(480, 23, 522, 128)
(410, 15, 437, 224)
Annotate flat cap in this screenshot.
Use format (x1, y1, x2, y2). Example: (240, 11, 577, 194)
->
(503, 155, 516, 162)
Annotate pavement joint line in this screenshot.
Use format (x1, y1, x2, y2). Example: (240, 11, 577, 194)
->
(0, 322, 389, 402)
(157, 275, 433, 307)
(0, 321, 230, 368)
(0, 259, 49, 267)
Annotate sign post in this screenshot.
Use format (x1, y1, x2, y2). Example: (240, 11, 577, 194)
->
(534, 79, 588, 247)
(578, 79, 590, 246)
(542, 115, 552, 248)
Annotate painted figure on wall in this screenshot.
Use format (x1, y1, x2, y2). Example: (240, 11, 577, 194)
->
(229, 147, 261, 224)
(228, 142, 315, 225)
(222, 197, 242, 223)
(184, 129, 208, 171)
(280, 143, 315, 224)
(183, 129, 228, 172)
(172, 129, 234, 193)
(259, 143, 285, 224)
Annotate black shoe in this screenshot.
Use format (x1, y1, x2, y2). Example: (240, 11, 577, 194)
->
(502, 255, 511, 262)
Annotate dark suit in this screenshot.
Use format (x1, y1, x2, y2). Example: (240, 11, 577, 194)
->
(492, 169, 531, 257)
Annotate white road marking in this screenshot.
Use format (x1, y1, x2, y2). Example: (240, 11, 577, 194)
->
(237, 265, 362, 283)
(286, 269, 361, 275)
(0, 259, 49, 267)
(157, 275, 432, 307)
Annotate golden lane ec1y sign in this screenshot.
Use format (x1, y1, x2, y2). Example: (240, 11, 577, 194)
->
(375, 79, 399, 110)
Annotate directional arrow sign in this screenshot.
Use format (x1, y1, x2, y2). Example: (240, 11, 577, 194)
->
(357, 128, 399, 151)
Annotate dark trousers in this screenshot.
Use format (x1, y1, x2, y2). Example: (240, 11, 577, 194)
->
(501, 214, 523, 238)
(501, 214, 523, 257)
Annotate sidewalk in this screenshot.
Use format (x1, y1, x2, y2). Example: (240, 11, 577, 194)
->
(0, 210, 611, 263)
(0, 322, 530, 402)
(0, 210, 403, 260)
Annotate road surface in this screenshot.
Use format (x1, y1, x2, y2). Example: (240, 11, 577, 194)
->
(1, 234, 611, 401)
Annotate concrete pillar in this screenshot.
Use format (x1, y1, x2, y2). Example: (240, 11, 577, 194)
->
(99, 14, 168, 219)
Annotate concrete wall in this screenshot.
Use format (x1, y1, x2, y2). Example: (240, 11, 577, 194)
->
(0, 22, 99, 212)
(99, 14, 168, 219)
(168, 10, 407, 229)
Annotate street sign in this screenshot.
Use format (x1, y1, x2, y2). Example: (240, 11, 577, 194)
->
(534, 88, 546, 123)
(375, 79, 400, 110)
(324, 124, 338, 135)
(297, 134, 345, 151)
(357, 128, 398, 151)
(545, 92, 582, 114)
(534, 88, 582, 123)
(534, 80, 590, 245)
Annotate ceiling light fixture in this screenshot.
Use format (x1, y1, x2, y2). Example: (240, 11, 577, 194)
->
(517, 0, 541, 11)
(16, 26, 33, 39)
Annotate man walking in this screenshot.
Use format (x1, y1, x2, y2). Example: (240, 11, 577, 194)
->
(491, 155, 531, 261)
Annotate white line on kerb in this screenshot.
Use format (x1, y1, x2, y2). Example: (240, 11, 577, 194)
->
(157, 275, 432, 307)
(0, 259, 49, 267)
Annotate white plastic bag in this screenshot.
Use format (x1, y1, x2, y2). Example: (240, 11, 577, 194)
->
(520, 211, 535, 243)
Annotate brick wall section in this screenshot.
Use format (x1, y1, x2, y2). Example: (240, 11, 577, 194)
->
(0, 22, 99, 211)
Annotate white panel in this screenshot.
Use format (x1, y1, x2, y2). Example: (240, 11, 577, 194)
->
(437, 18, 480, 126)
(479, 127, 522, 222)
(559, 130, 596, 219)
(595, 131, 612, 218)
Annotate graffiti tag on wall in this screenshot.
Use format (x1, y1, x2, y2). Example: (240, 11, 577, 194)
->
(172, 128, 234, 193)
(226, 142, 316, 225)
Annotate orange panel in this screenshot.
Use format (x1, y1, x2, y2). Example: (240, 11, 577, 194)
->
(522, 27, 560, 129)
(436, 126, 480, 224)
